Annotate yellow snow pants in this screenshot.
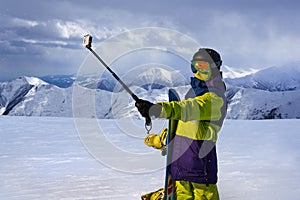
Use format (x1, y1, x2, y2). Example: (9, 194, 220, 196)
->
(175, 180, 219, 200)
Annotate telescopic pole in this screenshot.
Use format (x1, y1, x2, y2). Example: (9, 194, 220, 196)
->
(83, 34, 152, 129)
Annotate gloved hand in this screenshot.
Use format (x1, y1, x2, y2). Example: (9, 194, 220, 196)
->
(135, 99, 162, 119)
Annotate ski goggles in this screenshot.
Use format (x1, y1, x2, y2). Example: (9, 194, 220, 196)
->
(191, 60, 211, 73)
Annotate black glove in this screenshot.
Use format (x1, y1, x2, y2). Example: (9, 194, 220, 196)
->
(135, 99, 162, 119)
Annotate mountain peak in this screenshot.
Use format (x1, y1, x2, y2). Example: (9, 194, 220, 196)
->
(225, 65, 300, 91)
(1, 64, 300, 119)
(222, 65, 259, 79)
(24, 76, 48, 86)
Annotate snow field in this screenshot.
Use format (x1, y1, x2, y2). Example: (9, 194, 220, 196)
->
(0, 116, 299, 199)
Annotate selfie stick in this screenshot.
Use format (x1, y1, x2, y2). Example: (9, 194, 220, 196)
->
(83, 34, 152, 128)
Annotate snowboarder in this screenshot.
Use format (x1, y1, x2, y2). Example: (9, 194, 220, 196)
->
(136, 48, 227, 200)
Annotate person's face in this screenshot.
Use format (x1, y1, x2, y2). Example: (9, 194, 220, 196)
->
(192, 61, 212, 81)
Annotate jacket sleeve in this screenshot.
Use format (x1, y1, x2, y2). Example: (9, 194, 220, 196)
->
(157, 92, 224, 122)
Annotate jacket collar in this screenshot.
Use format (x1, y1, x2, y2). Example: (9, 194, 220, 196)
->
(190, 73, 225, 96)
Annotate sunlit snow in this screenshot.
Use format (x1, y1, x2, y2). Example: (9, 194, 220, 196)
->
(0, 116, 299, 199)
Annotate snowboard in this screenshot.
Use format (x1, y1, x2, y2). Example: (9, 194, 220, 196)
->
(163, 89, 180, 200)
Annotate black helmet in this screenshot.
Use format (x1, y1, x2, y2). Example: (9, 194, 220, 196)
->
(191, 48, 222, 72)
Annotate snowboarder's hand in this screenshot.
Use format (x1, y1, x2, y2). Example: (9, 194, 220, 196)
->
(135, 99, 162, 119)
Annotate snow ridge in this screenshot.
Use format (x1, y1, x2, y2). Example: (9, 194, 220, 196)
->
(1, 65, 300, 119)
(224, 65, 300, 91)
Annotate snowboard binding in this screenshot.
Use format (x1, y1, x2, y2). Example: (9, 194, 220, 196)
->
(141, 188, 164, 200)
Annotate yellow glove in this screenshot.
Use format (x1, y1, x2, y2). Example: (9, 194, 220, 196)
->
(144, 128, 168, 150)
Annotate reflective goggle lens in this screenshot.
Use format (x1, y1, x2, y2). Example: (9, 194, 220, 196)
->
(192, 61, 210, 72)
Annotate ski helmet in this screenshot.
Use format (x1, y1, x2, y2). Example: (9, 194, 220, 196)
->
(191, 48, 222, 73)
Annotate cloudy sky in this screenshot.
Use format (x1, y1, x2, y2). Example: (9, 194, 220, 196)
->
(0, 0, 299, 81)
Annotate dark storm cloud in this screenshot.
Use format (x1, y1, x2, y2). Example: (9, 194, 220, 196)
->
(0, 0, 299, 81)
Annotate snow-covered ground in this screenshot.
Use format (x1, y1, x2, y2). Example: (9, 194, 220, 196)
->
(0, 116, 299, 199)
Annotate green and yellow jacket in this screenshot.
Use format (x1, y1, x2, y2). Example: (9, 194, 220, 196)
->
(158, 75, 227, 184)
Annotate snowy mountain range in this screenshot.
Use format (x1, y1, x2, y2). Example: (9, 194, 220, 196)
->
(1, 65, 300, 119)
(224, 65, 300, 119)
